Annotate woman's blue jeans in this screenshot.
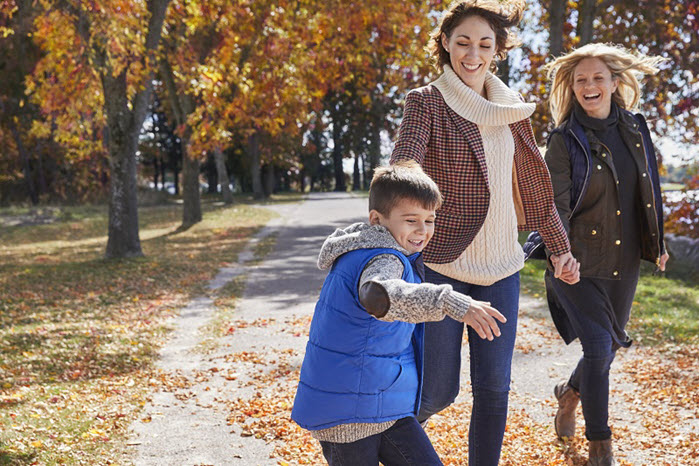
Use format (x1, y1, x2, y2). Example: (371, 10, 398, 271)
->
(319, 416, 442, 465)
(417, 268, 520, 466)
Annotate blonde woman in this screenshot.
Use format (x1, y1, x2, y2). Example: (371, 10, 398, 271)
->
(537, 43, 669, 465)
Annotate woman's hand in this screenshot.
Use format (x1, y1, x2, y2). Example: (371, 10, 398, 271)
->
(462, 300, 507, 341)
(550, 252, 580, 284)
(659, 252, 670, 271)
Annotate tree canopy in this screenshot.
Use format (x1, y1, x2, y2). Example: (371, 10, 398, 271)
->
(0, 0, 695, 256)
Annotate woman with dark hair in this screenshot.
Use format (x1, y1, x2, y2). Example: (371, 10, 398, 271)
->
(390, 1, 579, 464)
(539, 43, 668, 466)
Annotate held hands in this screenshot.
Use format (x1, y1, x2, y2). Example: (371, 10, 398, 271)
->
(462, 300, 507, 341)
(550, 252, 580, 284)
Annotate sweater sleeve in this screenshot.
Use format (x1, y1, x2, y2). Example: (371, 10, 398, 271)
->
(358, 254, 472, 323)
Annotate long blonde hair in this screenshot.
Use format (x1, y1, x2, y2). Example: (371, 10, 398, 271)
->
(545, 43, 666, 126)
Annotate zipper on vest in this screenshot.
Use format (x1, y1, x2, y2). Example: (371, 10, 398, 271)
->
(636, 129, 662, 265)
(567, 129, 590, 219)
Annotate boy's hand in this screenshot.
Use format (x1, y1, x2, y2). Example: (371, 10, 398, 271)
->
(463, 300, 507, 341)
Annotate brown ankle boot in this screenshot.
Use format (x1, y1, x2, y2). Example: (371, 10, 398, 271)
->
(586, 439, 615, 466)
(553, 381, 579, 439)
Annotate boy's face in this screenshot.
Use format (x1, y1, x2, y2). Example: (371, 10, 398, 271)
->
(369, 198, 436, 254)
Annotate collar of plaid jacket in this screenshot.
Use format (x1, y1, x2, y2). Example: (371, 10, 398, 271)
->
(432, 65, 535, 126)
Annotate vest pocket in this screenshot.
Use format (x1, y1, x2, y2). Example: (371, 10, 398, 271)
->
(379, 358, 418, 417)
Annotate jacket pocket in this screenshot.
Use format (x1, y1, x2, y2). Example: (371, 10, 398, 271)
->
(571, 221, 604, 273)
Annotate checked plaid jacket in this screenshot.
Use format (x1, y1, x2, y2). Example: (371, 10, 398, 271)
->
(390, 84, 571, 265)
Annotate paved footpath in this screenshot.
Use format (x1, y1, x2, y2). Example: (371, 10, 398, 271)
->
(126, 192, 688, 465)
(127, 193, 367, 465)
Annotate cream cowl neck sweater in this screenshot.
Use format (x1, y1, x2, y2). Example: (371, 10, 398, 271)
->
(427, 65, 535, 286)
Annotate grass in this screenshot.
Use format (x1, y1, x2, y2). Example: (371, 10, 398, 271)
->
(0, 198, 276, 465)
(519, 257, 548, 299)
(518, 233, 699, 346)
(628, 263, 699, 345)
(661, 182, 686, 191)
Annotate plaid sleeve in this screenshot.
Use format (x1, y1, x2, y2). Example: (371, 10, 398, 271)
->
(538, 208, 570, 256)
(390, 89, 431, 165)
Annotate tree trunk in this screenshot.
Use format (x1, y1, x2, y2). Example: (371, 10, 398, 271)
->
(205, 155, 217, 194)
(159, 56, 202, 227)
(263, 165, 275, 197)
(496, 56, 511, 85)
(549, 0, 566, 57)
(103, 70, 143, 258)
(181, 143, 202, 227)
(213, 147, 234, 204)
(366, 107, 383, 184)
(8, 117, 38, 205)
(79, 0, 171, 258)
(36, 147, 47, 196)
(172, 162, 180, 194)
(153, 157, 160, 190)
(361, 152, 368, 190)
(159, 157, 167, 191)
(248, 130, 264, 199)
(577, 0, 597, 45)
(352, 152, 361, 190)
(332, 121, 346, 192)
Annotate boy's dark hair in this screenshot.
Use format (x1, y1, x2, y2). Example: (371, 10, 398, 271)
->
(369, 161, 443, 216)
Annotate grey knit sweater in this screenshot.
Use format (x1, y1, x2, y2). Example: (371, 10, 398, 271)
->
(309, 222, 472, 443)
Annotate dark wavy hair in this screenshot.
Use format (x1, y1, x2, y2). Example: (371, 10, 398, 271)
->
(429, 0, 525, 73)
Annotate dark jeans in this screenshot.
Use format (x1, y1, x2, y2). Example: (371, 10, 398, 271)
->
(417, 269, 520, 466)
(563, 296, 617, 441)
(319, 417, 442, 466)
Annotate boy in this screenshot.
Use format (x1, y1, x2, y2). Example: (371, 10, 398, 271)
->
(291, 161, 506, 465)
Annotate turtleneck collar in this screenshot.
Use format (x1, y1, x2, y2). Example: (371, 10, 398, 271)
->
(573, 101, 619, 132)
(431, 65, 535, 126)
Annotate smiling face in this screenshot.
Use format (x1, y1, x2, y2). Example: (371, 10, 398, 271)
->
(572, 57, 619, 119)
(369, 198, 436, 255)
(441, 15, 497, 97)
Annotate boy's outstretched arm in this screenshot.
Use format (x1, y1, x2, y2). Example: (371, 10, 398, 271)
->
(358, 254, 506, 340)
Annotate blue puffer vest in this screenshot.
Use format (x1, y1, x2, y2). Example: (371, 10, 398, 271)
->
(291, 248, 424, 430)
